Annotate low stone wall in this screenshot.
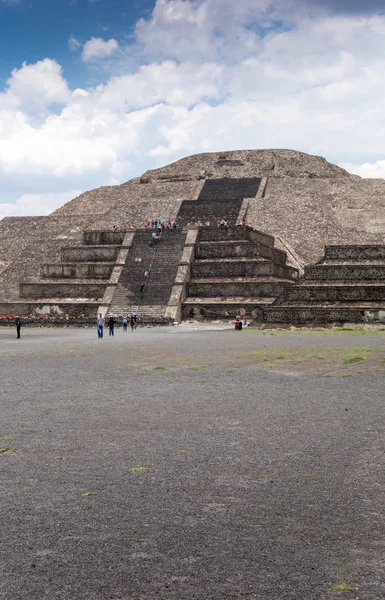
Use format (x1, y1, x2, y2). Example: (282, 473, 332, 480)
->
(62, 246, 119, 262)
(84, 230, 127, 245)
(182, 301, 264, 321)
(284, 284, 385, 303)
(196, 240, 286, 264)
(188, 280, 289, 298)
(0, 301, 98, 320)
(42, 263, 113, 279)
(324, 245, 385, 260)
(265, 307, 385, 324)
(192, 259, 296, 279)
(20, 282, 107, 300)
(305, 264, 385, 280)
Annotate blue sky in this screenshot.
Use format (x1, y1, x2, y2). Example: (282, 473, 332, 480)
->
(0, 0, 153, 88)
(1, 0, 385, 218)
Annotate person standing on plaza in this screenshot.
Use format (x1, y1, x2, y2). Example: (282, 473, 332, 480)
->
(108, 316, 116, 336)
(122, 317, 128, 332)
(97, 313, 104, 338)
(15, 317, 21, 339)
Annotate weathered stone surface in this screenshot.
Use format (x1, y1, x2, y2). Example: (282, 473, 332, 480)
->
(2, 148, 385, 322)
(265, 243, 385, 324)
(140, 149, 350, 182)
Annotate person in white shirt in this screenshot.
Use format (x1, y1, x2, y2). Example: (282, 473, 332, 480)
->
(97, 314, 105, 338)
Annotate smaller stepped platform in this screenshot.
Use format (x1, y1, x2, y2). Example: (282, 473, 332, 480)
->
(7, 229, 125, 322)
(182, 226, 298, 321)
(264, 245, 385, 325)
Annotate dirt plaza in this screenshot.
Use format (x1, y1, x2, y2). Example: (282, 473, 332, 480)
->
(1, 324, 384, 599)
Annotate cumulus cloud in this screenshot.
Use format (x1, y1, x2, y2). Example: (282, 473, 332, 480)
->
(82, 37, 119, 62)
(0, 59, 70, 113)
(340, 160, 385, 178)
(0, 190, 81, 220)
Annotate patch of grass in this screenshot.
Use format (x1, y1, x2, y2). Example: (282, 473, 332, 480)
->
(0, 447, 16, 454)
(329, 582, 355, 592)
(82, 492, 96, 497)
(153, 366, 166, 371)
(226, 369, 237, 374)
(259, 473, 272, 478)
(0, 435, 13, 441)
(343, 356, 366, 365)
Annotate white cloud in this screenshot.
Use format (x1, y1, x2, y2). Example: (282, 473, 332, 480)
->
(340, 160, 385, 178)
(3, 0, 385, 219)
(95, 61, 223, 110)
(82, 37, 119, 62)
(0, 59, 70, 113)
(0, 190, 81, 220)
(68, 35, 82, 52)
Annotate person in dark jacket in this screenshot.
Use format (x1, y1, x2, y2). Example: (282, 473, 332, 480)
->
(15, 317, 21, 339)
(107, 316, 116, 336)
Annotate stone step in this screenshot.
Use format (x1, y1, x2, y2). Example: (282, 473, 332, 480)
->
(196, 240, 287, 264)
(188, 277, 293, 298)
(62, 246, 120, 262)
(193, 258, 297, 279)
(184, 296, 275, 304)
(304, 264, 385, 280)
(42, 262, 113, 279)
(325, 245, 385, 261)
(264, 305, 385, 324)
(281, 283, 385, 303)
(198, 226, 274, 247)
(20, 280, 108, 300)
(321, 259, 385, 265)
(109, 305, 167, 321)
(182, 296, 273, 321)
(84, 230, 127, 246)
(197, 178, 261, 201)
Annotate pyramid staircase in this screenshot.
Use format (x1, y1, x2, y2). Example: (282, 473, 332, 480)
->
(108, 228, 186, 322)
(264, 245, 385, 325)
(182, 226, 298, 321)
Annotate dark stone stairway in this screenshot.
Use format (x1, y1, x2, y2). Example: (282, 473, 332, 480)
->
(109, 229, 185, 321)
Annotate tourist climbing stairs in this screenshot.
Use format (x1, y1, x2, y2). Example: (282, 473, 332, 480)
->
(109, 228, 186, 322)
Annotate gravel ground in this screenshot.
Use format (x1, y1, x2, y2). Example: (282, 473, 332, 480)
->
(1, 324, 385, 600)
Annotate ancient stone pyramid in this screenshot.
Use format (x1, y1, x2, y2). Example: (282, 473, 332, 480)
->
(1, 148, 385, 323)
